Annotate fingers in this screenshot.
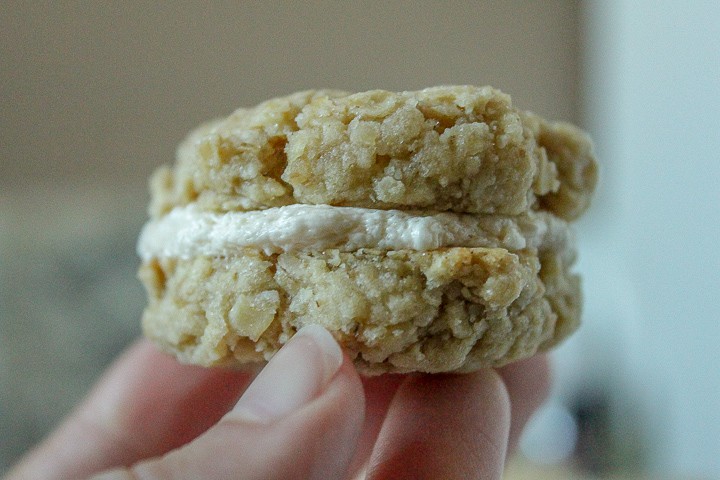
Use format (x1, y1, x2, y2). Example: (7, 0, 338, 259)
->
(365, 370, 511, 480)
(497, 354, 552, 453)
(101, 325, 365, 480)
(8, 325, 550, 480)
(346, 374, 405, 478)
(347, 356, 551, 478)
(6, 339, 251, 480)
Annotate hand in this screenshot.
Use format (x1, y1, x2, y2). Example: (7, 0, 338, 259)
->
(6, 325, 550, 480)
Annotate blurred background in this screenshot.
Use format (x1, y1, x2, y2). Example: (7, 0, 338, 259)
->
(1, 1, 718, 478)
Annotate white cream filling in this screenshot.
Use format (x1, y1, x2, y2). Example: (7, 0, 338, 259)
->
(137, 204, 572, 260)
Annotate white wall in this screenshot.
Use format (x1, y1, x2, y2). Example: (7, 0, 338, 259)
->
(582, 0, 720, 475)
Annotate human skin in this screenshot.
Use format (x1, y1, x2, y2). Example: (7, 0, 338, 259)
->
(5, 326, 550, 480)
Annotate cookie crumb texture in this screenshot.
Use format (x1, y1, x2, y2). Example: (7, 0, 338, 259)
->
(139, 86, 596, 374)
(150, 87, 596, 220)
(140, 247, 579, 374)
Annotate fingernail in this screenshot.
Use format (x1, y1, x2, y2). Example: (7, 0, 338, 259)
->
(230, 325, 343, 423)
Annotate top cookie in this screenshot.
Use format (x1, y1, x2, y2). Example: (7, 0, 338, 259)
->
(150, 86, 597, 220)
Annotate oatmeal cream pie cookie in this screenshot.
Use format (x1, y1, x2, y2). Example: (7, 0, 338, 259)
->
(137, 86, 597, 374)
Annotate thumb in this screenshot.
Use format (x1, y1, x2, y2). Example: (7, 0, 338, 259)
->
(94, 325, 365, 480)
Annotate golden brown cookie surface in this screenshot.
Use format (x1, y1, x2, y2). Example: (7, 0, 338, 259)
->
(140, 247, 579, 374)
(138, 86, 596, 374)
(149, 87, 596, 219)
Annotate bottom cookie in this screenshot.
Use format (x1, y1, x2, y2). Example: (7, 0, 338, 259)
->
(139, 247, 579, 374)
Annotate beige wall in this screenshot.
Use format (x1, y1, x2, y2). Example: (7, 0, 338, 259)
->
(0, 1, 581, 473)
(1, 1, 580, 193)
